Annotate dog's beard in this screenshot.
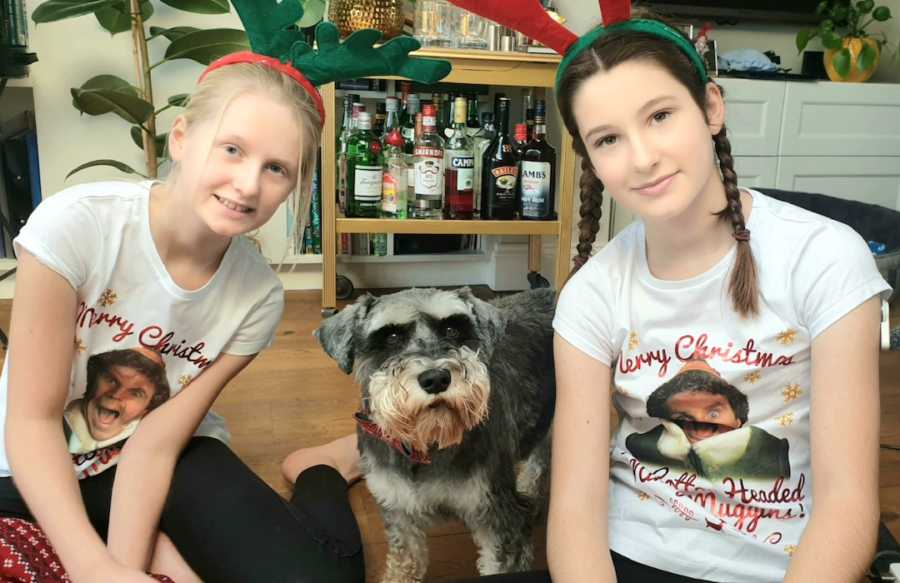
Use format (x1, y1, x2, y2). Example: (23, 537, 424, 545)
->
(365, 346, 490, 452)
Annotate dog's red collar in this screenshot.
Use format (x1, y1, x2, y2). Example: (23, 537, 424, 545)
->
(354, 412, 431, 465)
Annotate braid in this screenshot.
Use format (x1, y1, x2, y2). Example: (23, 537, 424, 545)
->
(569, 155, 604, 279)
(714, 126, 759, 317)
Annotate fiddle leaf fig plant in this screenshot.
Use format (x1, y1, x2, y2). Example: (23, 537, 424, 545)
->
(796, 0, 898, 79)
(31, 0, 324, 179)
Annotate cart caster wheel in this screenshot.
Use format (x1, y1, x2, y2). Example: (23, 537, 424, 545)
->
(336, 275, 354, 300)
(321, 308, 338, 318)
(528, 272, 551, 289)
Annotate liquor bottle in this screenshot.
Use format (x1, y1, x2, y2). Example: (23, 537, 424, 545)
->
(513, 123, 529, 159)
(443, 93, 456, 140)
(411, 104, 445, 219)
(373, 102, 387, 137)
(466, 95, 480, 138)
(381, 97, 407, 220)
(481, 97, 518, 220)
(401, 94, 420, 148)
(347, 112, 384, 218)
(407, 112, 423, 216)
(472, 111, 495, 216)
(523, 90, 535, 142)
(336, 94, 355, 214)
(444, 96, 475, 219)
(518, 100, 557, 220)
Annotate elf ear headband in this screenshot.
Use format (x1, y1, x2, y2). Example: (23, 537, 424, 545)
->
(200, 0, 453, 127)
(445, 0, 708, 93)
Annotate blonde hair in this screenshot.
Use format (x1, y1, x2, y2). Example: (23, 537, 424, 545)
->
(167, 62, 323, 246)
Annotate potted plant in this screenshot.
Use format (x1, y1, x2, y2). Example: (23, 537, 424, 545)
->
(796, 0, 898, 82)
(30, 0, 324, 179)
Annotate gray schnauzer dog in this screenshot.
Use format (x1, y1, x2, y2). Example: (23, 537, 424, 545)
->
(316, 287, 555, 582)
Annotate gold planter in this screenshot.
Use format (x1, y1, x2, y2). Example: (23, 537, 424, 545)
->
(824, 36, 881, 82)
(328, 0, 405, 39)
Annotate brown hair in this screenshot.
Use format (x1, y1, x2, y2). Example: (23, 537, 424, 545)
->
(556, 23, 759, 317)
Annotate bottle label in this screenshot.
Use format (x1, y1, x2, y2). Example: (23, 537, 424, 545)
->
(491, 165, 518, 192)
(520, 161, 551, 217)
(382, 174, 400, 214)
(353, 165, 383, 201)
(402, 127, 414, 142)
(415, 157, 444, 196)
(450, 156, 475, 190)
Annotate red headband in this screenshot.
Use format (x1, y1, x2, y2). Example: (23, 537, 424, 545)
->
(199, 51, 326, 128)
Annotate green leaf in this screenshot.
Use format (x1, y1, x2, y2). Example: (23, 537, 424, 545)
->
(858, 41, 878, 71)
(148, 25, 200, 41)
(32, 0, 117, 23)
(833, 2, 849, 21)
(167, 93, 190, 107)
(71, 75, 154, 124)
(821, 18, 834, 32)
(130, 126, 168, 153)
(857, 0, 875, 14)
(95, 0, 153, 35)
(158, 0, 229, 14)
(833, 47, 852, 77)
(162, 28, 250, 65)
(66, 159, 149, 180)
(822, 30, 844, 49)
(297, 0, 325, 28)
(873, 5, 892, 20)
(816, 0, 829, 16)
(796, 28, 814, 52)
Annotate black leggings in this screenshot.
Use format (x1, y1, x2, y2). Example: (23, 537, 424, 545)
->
(451, 552, 715, 582)
(0, 436, 364, 583)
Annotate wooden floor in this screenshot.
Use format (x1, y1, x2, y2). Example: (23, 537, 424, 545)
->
(1, 290, 898, 581)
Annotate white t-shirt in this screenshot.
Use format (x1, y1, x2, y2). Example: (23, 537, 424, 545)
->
(553, 189, 890, 582)
(0, 181, 284, 479)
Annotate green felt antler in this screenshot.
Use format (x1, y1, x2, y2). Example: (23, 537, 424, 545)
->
(230, 0, 451, 87)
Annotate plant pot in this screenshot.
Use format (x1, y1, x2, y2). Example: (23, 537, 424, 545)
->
(327, 0, 405, 39)
(824, 36, 881, 82)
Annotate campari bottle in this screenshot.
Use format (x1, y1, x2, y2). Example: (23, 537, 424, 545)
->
(444, 96, 475, 219)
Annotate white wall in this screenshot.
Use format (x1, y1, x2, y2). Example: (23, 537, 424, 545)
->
(25, 0, 246, 198)
(555, 0, 900, 83)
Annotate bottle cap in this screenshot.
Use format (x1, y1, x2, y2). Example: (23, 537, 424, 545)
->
(357, 112, 372, 130)
(386, 96, 400, 112)
(514, 123, 528, 141)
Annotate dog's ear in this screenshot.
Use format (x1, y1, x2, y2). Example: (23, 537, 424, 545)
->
(314, 294, 375, 374)
(455, 287, 504, 350)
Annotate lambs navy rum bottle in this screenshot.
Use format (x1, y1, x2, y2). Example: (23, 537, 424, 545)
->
(444, 96, 475, 219)
(518, 100, 556, 220)
(481, 97, 518, 220)
(347, 112, 384, 218)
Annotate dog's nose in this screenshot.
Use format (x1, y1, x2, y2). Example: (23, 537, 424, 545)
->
(418, 368, 451, 394)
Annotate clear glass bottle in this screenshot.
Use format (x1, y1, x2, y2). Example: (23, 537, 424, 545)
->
(347, 112, 384, 218)
(518, 100, 557, 220)
(381, 97, 407, 220)
(444, 96, 475, 219)
(411, 104, 445, 219)
(465, 95, 480, 138)
(481, 97, 518, 220)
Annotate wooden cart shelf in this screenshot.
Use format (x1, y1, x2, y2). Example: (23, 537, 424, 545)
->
(320, 49, 576, 314)
(337, 218, 561, 236)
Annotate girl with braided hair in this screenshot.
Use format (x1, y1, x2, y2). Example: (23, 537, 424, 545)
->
(550, 13, 890, 583)
(440, 1, 890, 582)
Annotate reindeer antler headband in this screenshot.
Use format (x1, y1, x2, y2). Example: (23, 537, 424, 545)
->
(200, 0, 453, 126)
(447, 0, 708, 93)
